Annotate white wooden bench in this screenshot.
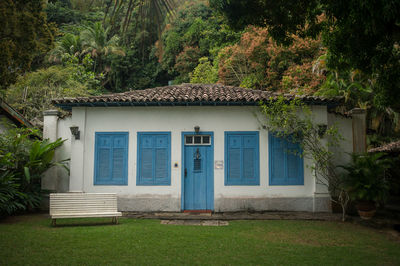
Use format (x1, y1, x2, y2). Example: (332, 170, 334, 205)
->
(49, 193, 122, 226)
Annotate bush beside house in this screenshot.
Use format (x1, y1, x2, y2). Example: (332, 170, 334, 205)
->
(0, 127, 67, 217)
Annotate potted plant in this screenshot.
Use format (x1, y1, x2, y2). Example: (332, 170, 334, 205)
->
(340, 152, 392, 219)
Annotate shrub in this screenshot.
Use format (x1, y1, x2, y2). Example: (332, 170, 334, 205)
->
(0, 128, 67, 216)
(0, 154, 26, 215)
(340, 152, 392, 203)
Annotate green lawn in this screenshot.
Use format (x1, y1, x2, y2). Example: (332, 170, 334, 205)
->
(0, 215, 399, 265)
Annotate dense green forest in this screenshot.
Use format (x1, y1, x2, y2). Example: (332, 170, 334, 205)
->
(0, 0, 399, 145)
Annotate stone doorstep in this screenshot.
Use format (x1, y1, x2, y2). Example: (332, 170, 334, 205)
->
(160, 220, 229, 226)
(155, 212, 212, 217)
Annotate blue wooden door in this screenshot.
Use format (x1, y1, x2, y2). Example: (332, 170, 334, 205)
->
(183, 134, 213, 210)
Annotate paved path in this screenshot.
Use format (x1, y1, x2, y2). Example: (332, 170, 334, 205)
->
(123, 211, 343, 221)
(161, 220, 229, 226)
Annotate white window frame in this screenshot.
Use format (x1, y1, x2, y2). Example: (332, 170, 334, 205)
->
(184, 135, 211, 145)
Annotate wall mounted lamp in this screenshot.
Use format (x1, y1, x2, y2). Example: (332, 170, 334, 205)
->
(70, 126, 80, 140)
(194, 126, 200, 134)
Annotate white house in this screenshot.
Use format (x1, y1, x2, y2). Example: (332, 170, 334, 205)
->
(44, 84, 363, 212)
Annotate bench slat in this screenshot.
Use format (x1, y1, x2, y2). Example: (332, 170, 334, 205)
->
(51, 213, 122, 218)
(49, 193, 122, 220)
(51, 203, 117, 205)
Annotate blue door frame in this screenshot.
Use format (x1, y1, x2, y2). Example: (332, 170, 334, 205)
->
(181, 132, 214, 211)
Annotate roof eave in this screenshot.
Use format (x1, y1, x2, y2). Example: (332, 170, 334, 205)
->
(0, 99, 34, 128)
(54, 99, 342, 111)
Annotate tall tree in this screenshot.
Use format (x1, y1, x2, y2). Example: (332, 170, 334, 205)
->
(6, 65, 96, 124)
(48, 33, 83, 63)
(160, 0, 241, 83)
(217, 26, 325, 92)
(210, 0, 400, 110)
(80, 22, 125, 73)
(0, 0, 55, 91)
(103, 0, 176, 38)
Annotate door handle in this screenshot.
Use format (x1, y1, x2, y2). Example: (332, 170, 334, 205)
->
(184, 168, 187, 178)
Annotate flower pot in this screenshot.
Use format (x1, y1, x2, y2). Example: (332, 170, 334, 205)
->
(356, 201, 376, 220)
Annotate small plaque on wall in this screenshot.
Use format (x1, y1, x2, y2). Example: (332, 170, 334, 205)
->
(214, 160, 223, 169)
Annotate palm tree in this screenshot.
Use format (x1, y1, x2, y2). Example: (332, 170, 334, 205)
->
(48, 33, 83, 63)
(80, 22, 126, 73)
(104, 0, 176, 36)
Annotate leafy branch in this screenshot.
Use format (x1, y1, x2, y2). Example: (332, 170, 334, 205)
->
(0, 127, 68, 216)
(259, 96, 349, 221)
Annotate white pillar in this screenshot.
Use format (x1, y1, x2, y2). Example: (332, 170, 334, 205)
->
(350, 108, 367, 153)
(69, 108, 86, 192)
(42, 110, 60, 191)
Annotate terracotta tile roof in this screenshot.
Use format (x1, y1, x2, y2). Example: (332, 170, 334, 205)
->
(368, 140, 400, 153)
(52, 84, 343, 109)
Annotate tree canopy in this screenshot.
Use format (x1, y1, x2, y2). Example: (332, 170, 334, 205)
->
(210, 0, 400, 111)
(0, 0, 55, 91)
(0, 0, 398, 145)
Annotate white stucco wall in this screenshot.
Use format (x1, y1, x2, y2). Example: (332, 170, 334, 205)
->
(56, 116, 72, 192)
(42, 111, 72, 192)
(328, 113, 353, 168)
(48, 104, 354, 212)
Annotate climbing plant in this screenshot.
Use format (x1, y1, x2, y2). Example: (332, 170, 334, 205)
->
(259, 96, 348, 220)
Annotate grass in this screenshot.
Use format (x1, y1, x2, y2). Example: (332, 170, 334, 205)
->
(0, 215, 399, 265)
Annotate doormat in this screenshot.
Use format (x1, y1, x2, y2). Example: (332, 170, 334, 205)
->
(160, 220, 229, 226)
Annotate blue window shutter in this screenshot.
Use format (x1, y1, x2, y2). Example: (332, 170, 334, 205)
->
(270, 135, 286, 185)
(139, 134, 154, 183)
(225, 132, 259, 185)
(137, 132, 171, 185)
(112, 136, 126, 181)
(243, 148, 254, 178)
(269, 134, 304, 186)
(286, 141, 304, 185)
(154, 135, 168, 182)
(140, 149, 153, 181)
(155, 148, 167, 179)
(94, 132, 128, 185)
(243, 135, 257, 183)
(96, 135, 111, 182)
(227, 135, 241, 180)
